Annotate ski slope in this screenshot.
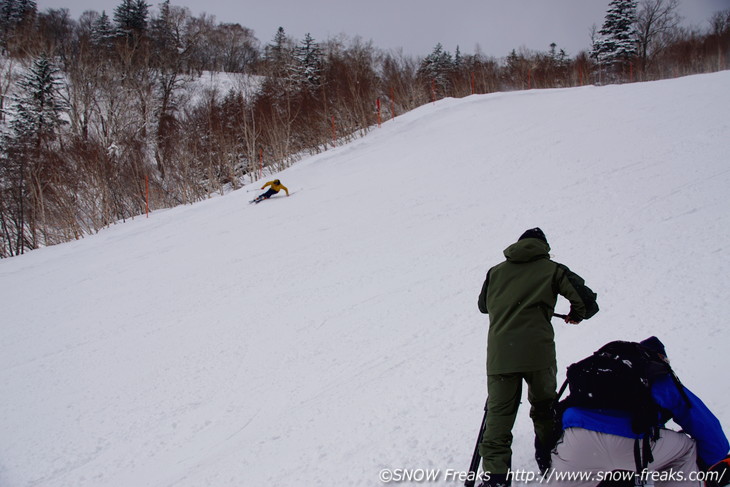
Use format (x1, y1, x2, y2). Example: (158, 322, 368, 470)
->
(1, 71, 729, 487)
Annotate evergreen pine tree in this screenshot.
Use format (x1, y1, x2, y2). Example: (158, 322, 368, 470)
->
(454, 45, 463, 67)
(417, 43, 455, 96)
(91, 11, 115, 50)
(114, 0, 149, 41)
(0, 0, 36, 52)
(264, 26, 293, 78)
(593, 0, 638, 74)
(504, 49, 528, 86)
(150, 0, 174, 55)
(10, 53, 67, 148)
(1, 0, 36, 29)
(292, 33, 323, 92)
(12, 0, 34, 23)
(2, 53, 67, 254)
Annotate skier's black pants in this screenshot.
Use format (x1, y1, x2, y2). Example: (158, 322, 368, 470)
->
(258, 189, 278, 200)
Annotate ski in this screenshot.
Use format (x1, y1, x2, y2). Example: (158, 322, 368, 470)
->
(249, 190, 298, 205)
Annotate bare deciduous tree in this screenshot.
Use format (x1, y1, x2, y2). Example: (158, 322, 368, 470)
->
(635, 0, 681, 77)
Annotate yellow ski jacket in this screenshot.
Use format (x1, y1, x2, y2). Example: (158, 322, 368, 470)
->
(261, 180, 289, 195)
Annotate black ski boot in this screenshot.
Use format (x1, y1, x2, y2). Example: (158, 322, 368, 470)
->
(535, 436, 552, 476)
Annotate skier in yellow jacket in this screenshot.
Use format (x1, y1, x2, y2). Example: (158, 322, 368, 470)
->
(251, 179, 289, 204)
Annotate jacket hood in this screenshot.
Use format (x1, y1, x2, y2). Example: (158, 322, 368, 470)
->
(503, 238, 551, 263)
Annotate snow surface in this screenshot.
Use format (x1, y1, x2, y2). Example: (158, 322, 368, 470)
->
(1, 71, 729, 487)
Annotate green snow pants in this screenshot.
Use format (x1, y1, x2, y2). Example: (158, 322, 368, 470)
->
(478, 366, 557, 474)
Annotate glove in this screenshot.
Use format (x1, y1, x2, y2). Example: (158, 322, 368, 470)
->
(706, 456, 730, 487)
(565, 311, 582, 324)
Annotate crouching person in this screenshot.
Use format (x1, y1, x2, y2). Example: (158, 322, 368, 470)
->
(550, 337, 729, 487)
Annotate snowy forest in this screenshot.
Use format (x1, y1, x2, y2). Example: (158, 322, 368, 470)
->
(0, 0, 728, 257)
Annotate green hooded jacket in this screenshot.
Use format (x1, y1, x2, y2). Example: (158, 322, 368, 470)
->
(478, 238, 598, 375)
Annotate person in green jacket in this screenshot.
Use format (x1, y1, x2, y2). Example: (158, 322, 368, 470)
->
(476, 227, 598, 487)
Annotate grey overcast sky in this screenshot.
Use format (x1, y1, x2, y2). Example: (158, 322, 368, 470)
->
(36, 0, 730, 58)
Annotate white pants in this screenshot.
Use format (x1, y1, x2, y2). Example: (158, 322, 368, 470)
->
(550, 428, 700, 487)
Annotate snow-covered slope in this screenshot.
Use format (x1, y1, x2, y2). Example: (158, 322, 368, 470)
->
(1, 71, 729, 487)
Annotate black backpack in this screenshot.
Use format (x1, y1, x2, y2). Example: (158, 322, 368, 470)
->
(556, 340, 686, 437)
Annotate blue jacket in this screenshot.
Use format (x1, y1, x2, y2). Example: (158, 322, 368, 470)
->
(562, 374, 729, 466)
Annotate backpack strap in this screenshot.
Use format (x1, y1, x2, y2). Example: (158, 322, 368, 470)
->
(633, 436, 654, 484)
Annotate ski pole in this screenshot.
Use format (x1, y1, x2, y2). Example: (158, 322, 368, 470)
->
(553, 313, 569, 320)
(465, 399, 488, 487)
